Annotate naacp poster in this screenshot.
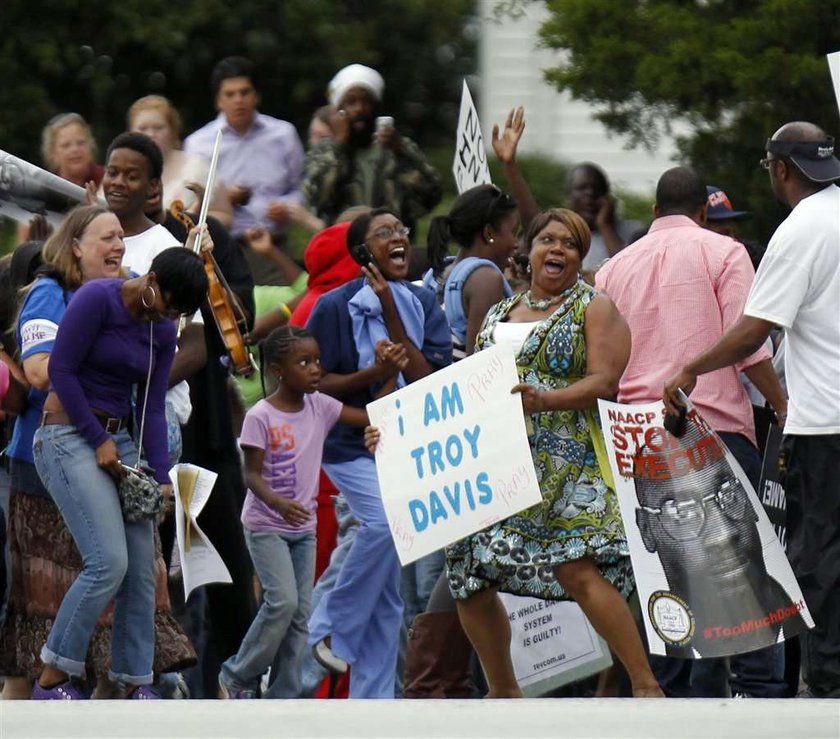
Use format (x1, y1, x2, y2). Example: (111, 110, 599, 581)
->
(499, 593, 612, 696)
(367, 343, 542, 565)
(0, 150, 86, 226)
(597, 396, 812, 659)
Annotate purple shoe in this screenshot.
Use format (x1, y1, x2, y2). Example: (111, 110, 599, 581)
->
(218, 678, 257, 699)
(31, 681, 86, 700)
(129, 686, 162, 700)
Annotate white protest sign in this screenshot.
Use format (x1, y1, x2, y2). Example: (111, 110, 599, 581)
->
(367, 343, 541, 565)
(171, 462, 232, 599)
(827, 51, 840, 116)
(597, 397, 812, 659)
(452, 80, 492, 194)
(499, 593, 612, 696)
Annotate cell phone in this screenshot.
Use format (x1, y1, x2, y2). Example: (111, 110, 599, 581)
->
(375, 116, 394, 133)
(350, 243, 380, 270)
(664, 405, 688, 438)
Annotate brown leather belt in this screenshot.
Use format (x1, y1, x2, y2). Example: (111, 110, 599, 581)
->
(41, 409, 128, 434)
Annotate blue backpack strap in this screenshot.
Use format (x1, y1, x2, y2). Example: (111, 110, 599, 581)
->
(443, 258, 512, 347)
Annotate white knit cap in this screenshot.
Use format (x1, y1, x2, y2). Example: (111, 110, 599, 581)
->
(328, 64, 385, 106)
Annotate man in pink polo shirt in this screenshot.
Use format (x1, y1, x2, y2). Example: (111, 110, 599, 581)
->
(596, 166, 788, 698)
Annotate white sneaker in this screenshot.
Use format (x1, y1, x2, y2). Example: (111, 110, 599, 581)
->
(312, 639, 348, 674)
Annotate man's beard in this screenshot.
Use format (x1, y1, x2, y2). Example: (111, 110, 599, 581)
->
(348, 116, 376, 150)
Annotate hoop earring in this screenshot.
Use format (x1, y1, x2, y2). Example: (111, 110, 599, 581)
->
(141, 285, 156, 310)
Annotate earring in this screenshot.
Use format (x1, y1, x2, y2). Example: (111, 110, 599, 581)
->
(488, 237, 495, 243)
(141, 285, 156, 310)
(526, 263, 532, 274)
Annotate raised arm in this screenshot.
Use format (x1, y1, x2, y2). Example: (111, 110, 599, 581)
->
(492, 107, 540, 233)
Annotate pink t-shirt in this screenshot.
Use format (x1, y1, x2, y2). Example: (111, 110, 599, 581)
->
(240, 393, 343, 534)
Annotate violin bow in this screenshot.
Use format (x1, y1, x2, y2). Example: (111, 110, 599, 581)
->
(177, 130, 222, 338)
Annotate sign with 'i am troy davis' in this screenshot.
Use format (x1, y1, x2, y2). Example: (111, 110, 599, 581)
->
(367, 344, 542, 565)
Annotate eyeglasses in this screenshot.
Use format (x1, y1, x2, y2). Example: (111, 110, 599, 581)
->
(367, 225, 410, 242)
(163, 306, 192, 320)
(535, 234, 578, 250)
(640, 478, 748, 541)
(759, 157, 781, 170)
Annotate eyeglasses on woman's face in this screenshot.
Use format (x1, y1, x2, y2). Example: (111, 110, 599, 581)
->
(366, 224, 410, 242)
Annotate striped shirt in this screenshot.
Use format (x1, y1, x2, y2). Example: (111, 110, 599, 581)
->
(596, 215, 769, 443)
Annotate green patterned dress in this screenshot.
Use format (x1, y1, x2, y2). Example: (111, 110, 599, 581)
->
(446, 280, 633, 601)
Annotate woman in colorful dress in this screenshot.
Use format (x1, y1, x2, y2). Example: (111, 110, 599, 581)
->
(446, 208, 663, 698)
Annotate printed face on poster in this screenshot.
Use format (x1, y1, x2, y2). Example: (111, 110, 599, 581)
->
(367, 344, 542, 565)
(452, 80, 492, 194)
(597, 396, 812, 659)
(498, 593, 612, 696)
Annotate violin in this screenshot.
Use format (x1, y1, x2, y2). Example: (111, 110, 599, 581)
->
(170, 200, 254, 377)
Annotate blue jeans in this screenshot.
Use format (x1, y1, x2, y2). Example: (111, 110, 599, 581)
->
(33, 424, 156, 685)
(309, 458, 403, 698)
(220, 529, 315, 697)
(298, 493, 358, 697)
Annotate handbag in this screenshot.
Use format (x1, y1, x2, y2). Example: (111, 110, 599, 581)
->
(117, 321, 164, 522)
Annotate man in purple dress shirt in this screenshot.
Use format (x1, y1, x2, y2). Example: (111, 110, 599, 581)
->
(185, 56, 305, 286)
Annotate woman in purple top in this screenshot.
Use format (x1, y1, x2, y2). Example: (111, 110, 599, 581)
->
(31, 247, 207, 700)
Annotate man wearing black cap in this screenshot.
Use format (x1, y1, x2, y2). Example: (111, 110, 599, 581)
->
(666, 121, 840, 698)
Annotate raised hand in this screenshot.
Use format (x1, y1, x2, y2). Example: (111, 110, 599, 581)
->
(492, 106, 526, 165)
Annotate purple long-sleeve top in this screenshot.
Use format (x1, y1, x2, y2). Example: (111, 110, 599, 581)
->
(47, 279, 176, 483)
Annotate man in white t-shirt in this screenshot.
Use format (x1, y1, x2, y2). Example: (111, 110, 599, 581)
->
(103, 132, 207, 440)
(665, 121, 840, 699)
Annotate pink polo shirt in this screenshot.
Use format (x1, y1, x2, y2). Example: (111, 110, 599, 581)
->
(595, 215, 769, 443)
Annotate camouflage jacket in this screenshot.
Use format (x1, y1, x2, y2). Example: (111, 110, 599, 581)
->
(302, 135, 442, 229)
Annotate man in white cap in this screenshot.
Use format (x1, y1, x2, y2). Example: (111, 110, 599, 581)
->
(302, 63, 441, 236)
(666, 121, 840, 698)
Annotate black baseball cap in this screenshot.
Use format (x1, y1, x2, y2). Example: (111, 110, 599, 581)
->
(766, 137, 840, 183)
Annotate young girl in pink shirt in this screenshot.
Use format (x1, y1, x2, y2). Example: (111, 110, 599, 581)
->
(219, 325, 404, 698)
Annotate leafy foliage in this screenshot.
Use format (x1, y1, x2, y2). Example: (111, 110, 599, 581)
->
(0, 0, 474, 166)
(537, 0, 840, 243)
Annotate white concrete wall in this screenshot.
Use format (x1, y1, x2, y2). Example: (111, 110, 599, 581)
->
(476, 0, 686, 195)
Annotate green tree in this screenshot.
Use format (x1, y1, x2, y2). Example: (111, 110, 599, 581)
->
(0, 0, 474, 167)
(536, 0, 840, 243)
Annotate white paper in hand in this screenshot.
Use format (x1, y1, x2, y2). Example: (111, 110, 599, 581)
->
(171, 462, 232, 599)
